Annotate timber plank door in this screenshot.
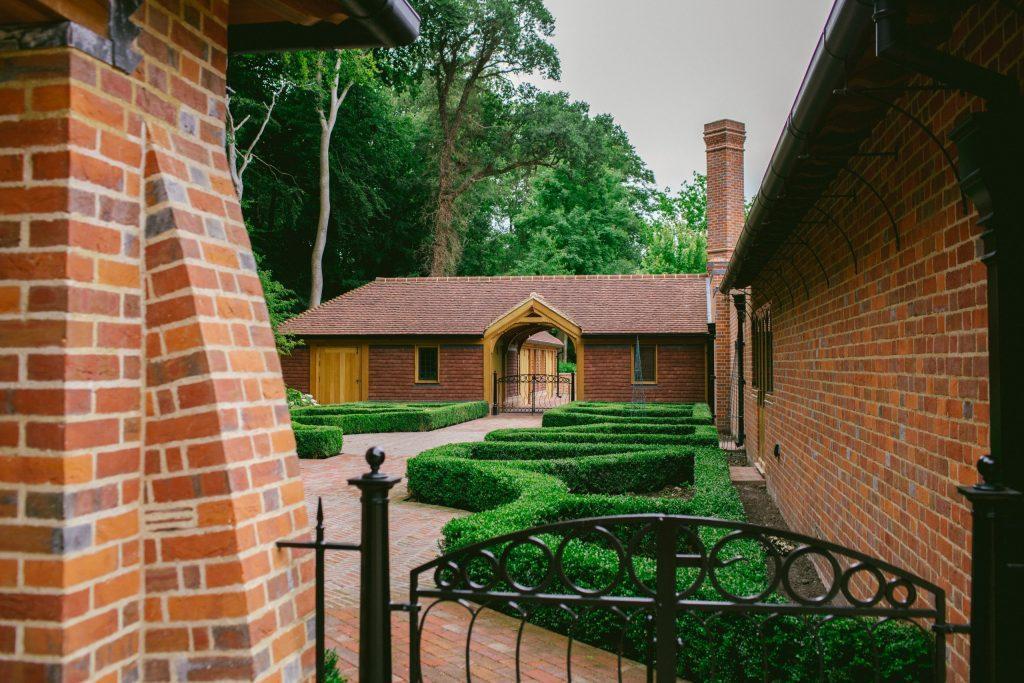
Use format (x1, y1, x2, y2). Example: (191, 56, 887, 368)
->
(312, 347, 361, 404)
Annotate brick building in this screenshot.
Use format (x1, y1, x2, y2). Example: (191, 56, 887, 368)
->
(713, 1, 1024, 677)
(279, 274, 714, 409)
(0, 1, 417, 681)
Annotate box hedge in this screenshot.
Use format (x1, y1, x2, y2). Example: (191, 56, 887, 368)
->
(292, 424, 344, 459)
(542, 402, 709, 427)
(291, 400, 488, 434)
(406, 402, 931, 680)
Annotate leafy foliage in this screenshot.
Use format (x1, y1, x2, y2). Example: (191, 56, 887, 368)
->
(228, 0, 717, 300)
(641, 173, 708, 274)
(257, 260, 300, 354)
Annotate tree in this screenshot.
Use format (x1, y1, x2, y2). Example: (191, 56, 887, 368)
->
(230, 51, 433, 304)
(282, 50, 376, 308)
(226, 79, 283, 201)
(508, 112, 653, 275)
(641, 173, 708, 274)
(396, 0, 583, 275)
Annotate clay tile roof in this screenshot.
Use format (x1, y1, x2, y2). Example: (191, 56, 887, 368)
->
(524, 331, 564, 347)
(280, 274, 710, 336)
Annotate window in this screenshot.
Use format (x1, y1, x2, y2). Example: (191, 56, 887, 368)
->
(752, 307, 773, 392)
(631, 344, 657, 384)
(415, 346, 439, 383)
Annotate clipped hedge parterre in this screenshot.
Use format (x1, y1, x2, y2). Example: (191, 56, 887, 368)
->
(406, 401, 931, 680)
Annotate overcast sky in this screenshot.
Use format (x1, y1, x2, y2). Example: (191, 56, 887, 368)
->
(525, 0, 833, 197)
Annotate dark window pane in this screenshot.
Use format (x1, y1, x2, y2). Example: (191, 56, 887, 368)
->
(418, 347, 438, 382)
(635, 345, 656, 383)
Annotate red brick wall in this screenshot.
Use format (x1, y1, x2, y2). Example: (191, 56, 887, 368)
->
(369, 344, 484, 401)
(0, 3, 312, 680)
(583, 340, 706, 403)
(740, 5, 1021, 676)
(281, 345, 311, 394)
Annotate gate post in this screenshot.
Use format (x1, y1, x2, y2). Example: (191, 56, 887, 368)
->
(530, 374, 536, 413)
(492, 371, 498, 415)
(570, 372, 576, 402)
(958, 481, 1022, 681)
(349, 447, 400, 682)
(654, 517, 677, 681)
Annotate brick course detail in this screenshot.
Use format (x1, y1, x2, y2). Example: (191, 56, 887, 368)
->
(281, 345, 311, 394)
(583, 341, 706, 403)
(369, 345, 484, 401)
(0, 3, 312, 681)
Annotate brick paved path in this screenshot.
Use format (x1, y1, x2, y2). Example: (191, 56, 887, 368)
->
(299, 415, 649, 681)
(341, 413, 544, 456)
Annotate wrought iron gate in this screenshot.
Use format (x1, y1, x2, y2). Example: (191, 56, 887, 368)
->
(278, 450, 1016, 683)
(408, 514, 948, 682)
(494, 372, 574, 414)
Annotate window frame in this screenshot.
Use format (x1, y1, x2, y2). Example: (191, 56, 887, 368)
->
(414, 345, 440, 384)
(752, 306, 773, 393)
(630, 344, 658, 385)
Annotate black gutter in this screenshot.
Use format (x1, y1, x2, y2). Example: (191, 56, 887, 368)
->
(720, 0, 872, 292)
(230, 0, 420, 54)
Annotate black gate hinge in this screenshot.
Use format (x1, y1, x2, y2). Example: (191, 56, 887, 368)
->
(390, 602, 416, 612)
(931, 623, 971, 635)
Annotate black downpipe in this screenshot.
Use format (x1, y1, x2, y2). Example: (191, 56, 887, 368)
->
(707, 322, 716, 420)
(733, 294, 746, 447)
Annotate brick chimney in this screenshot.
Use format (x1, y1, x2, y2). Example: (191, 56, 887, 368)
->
(704, 119, 746, 270)
(704, 119, 746, 435)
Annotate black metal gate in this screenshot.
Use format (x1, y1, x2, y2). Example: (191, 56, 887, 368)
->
(493, 372, 574, 414)
(408, 514, 948, 682)
(279, 449, 1019, 683)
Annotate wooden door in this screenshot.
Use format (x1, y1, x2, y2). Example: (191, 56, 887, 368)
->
(313, 346, 361, 404)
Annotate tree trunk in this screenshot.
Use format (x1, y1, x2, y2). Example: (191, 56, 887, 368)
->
(309, 117, 332, 307)
(430, 138, 461, 276)
(227, 135, 244, 200)
(308, 57, 350, 309)
(430, 191, 460, 276)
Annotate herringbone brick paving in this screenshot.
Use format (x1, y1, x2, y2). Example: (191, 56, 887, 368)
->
(299, 415, 650, 681)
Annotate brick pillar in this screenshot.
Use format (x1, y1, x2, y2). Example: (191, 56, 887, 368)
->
(704, 119, 745, 436)
(0, 2, 313, 681)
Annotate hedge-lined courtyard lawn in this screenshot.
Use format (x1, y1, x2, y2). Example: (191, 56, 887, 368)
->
(406, 402, 932, 680)
(290, 401, 489, 459)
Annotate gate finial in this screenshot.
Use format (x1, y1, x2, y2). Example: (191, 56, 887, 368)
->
(365, 446, 386, 475)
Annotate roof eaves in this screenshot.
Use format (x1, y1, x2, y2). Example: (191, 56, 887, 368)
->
(229, 0, 420, 54)
(721, 0, 873, 292)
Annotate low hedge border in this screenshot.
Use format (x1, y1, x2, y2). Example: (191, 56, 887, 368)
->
(291, 400, 488, 434)
(406, 402, 930, 680)
(485, 422, 719, 446)
(542, 402, 710, 428)
(293, 424, 343, 459)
